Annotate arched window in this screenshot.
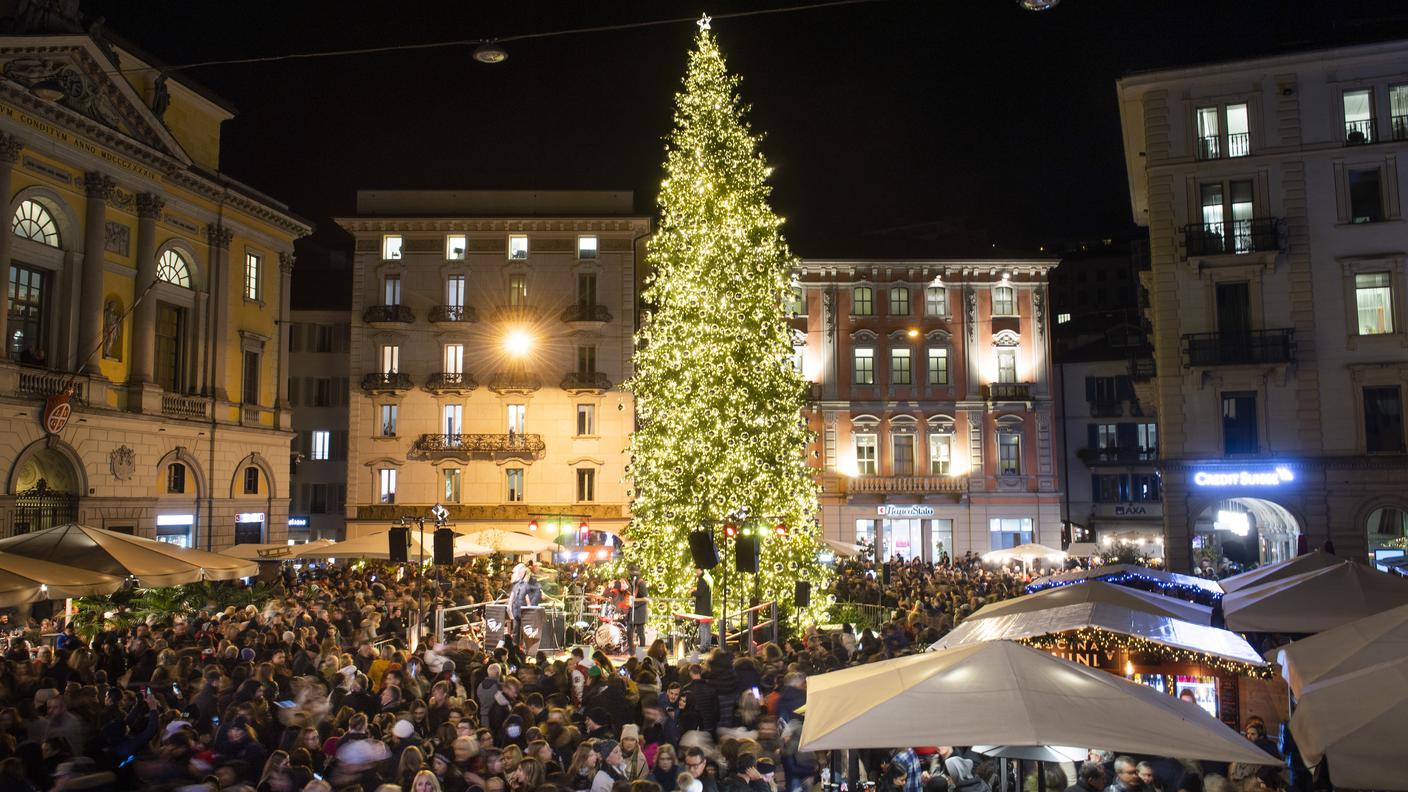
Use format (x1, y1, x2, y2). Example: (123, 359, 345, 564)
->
(12, 200, 59, 247)
(156, 249, 191, 288)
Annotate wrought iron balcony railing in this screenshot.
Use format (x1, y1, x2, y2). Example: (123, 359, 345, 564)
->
(409, 433, 546, 461)
(1393, 114, 1408, 142)
(1089, 401, 1124, 418)
(1078, 447, 1159, 465)
(560, 303, 613, 324)
(361, 372, 413, 391)
(983, 382, 1033, 401)
(424, 372, 478, 392)
(488, 371, 542, 393)
(1345, 119, 1374, 145)
(362, 304, 414, 324)
(1129, 356, 1156, 381)
(1183, 328, 1295, 367)
(560, 371, 613, 392)
(429, 305, 478, 324)
(1183, 218, 1281, 257)
(1196, 134, 1220, 160)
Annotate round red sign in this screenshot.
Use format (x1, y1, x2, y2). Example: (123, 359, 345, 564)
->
(43, 392, 72, 435)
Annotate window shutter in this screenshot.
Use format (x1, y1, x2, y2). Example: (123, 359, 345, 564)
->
(1116, 375, 1135, 400)
(1085, 376, 1096, 402)
(1087, 424, 1097, 451)
(1117, 423, 1137, 449)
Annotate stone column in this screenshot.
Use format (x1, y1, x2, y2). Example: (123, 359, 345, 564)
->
(206, 223, 232, 402)
(78, 172, 115, 375)
(0, 134, 22, 357)
(130, 193, 164, 385)
(276, 251, 294, 429)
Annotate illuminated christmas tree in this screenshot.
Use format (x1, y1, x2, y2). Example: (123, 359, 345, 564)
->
(625, 18, 831, 627)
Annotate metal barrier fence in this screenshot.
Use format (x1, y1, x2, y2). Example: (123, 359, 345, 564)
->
(826, 601, 895, 631)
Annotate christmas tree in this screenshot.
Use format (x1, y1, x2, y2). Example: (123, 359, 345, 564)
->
(625, 18, 831, 627)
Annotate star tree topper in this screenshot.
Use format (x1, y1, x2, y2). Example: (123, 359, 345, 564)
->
(697, 13, 711, 31)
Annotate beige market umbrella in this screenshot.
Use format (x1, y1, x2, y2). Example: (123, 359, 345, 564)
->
(0, 552, 125, 607)
(1274, 602, 1408, 696)
(460, 529, 560, 555)
(821, 538, 863, 556)
(0, 524, 256, 586)
(982, 543, 1067, 565)
(1290, 655, 1408, 790)
(1222, 560, 1408, 633)
(224, 540, 332, 561)
(962, 580, 1213, 625)
(300, 530, 492, 562)
(1217, 549, 1341, 594)
(799, 641, 1279, 764)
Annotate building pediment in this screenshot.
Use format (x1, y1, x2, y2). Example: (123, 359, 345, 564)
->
(0, 36, 191, 168)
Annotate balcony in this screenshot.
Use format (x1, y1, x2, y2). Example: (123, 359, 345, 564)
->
(1089, 401, 1124, 418)
(1128, 356, 1156, 381)
(361, 372, 413, 393)
(1196, 134, 1220, 161)
(560, 371, 612, 393)
(428, 305, 478, 325)
(1183, 219, 1281, 258)
(409, 432, 546, 461)
(424, 372, 478, 393)
(1394, 114, 1408, 142)
(488, 370, 542, 394)
(1183, 328, 1295, 367)
(560, 303, 612, 331)
(1345, 118, 1374, 145)
(1227, 132, 1250, 157)
(161, 393, 210, 420)
(1078, 447, 1158, 466)
(15, 369, 86, 404)
(362, 304, 414, 328)
(983, 382, 1033, 402)
(845, 476, 968, 495)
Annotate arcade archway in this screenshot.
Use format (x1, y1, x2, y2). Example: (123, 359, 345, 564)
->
(1191, 497, 1300, 575)
(9, 445, 82, 534)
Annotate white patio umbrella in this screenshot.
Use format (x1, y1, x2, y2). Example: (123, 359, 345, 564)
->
(1274, 602, 1408, 696)
(224, 540, 332, 561)
(1290, 655, 1408, 790)
(1029, 564, 1223, 600)
(1217, 549, 1340, 594)
(1222, 560, 1408, 633)
(799, 641, 1278, 764)
(0, 524, 257, 586)
(460, 529, 560, 555)
(972, 745, 1087, 763)
(982, 543, 1067, 566)
(0, 552, 125, 607)
(822, 538, 863, 556)
(961, 580, 1213, 625)
(300, 530, 492, 562)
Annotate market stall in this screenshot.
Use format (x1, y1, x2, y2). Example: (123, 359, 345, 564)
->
(964, 579, 1213, 625)
(1027, 563, 1223, 606)
(1222, 559, 1408, 633)
(1217, 549, 1340, 594)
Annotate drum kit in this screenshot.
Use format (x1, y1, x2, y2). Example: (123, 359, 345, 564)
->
(584, 593, 655, 654)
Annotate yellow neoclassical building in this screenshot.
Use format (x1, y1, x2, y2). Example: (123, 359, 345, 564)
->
(0, 18, 309, 548)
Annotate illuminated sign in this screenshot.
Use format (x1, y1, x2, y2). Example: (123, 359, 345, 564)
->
(156, 514, 194, 526)
(287, 516, 309, 528)
(877, 505, 936, 518)
(1191, 467, 1294, 487)
(236, 512, 266, 524)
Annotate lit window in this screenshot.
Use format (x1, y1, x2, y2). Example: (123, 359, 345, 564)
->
(444, 468, 462, 503)
(1393, 85, 1408, 141)
(888, 286, 910, 316)
(1344, 89, 1374, 144)
(507, 403, 526, 434)
(576, 468, 596, 502)
(852, 287, 873, 316)
(446, 234, 466, 260)
(244, 252, 261, 300)
(1057, 312, 1072, 324)
(508, 234, 529, 260)
(378, 469, 397, 504)
(244, 466, 260, 495)
(446, 275, 465, 309)
(311, 430, 331, 461)
(989, 517, 1034, 550)
(1356, 272, 1395, 335)
(506, 468, 524, 502)
(993, 285, 1015, 316)
(930, 434, 952, 475)
(383, 274, 401, 305)
(855, 434, 877, 475)
(167, 463, 186, 494)
(382, 235, 402, 260)
(509, 273, 528, 306)
(576, 403, 596, 436)
(379, 345, 399, 374)
(996, 349, 1017, 383)
(998, 432, 1021, 475)
(578, 235, 598, 259)
(11, 200, 59, 247)
(890, 347, 911, 385)
(853, 348, 874, 385)
(380, 404, 398, 437)
(786, 285, 805, 316)
(156, 250, 191, 288)
(1195, 106, 1220, 159)
(1226, 103, 1249, 157)
(444, 344, 464, 374)
(925, 286, 947, 316)
(927, 348, 949, 385)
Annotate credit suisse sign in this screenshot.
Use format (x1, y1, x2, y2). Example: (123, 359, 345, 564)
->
(1191, 466, 1295, 487)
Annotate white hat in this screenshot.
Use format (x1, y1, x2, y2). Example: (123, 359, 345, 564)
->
(163, 720, 193, 741)
(392, 719, 415, 739)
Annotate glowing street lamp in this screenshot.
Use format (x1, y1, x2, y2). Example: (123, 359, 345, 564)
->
(504, 328, 534, 358)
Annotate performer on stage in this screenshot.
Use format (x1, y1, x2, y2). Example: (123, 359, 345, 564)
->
(508, 559, 542, 642)
(690, 567, 713, 651)
(627, 568, 649, 654)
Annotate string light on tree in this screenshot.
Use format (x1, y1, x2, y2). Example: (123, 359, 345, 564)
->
(624, 18, 831, 625)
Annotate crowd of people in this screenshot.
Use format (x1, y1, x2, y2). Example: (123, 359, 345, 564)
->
(0, 554, 1298, 792)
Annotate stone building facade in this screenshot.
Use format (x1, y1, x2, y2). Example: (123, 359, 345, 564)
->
(287, 310, 352, 541)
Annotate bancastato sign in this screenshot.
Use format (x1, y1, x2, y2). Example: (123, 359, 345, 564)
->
(1191, 466, 1294, 487)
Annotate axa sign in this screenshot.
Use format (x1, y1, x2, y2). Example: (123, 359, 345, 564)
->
(1191, 466, 1295, 487)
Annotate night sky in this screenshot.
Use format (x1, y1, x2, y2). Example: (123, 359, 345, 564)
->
(83, 0, 1408, 306)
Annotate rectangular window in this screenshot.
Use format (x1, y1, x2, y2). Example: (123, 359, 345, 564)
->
(577, 345, 597, 374)
(925, 286, 947, 316)
(786, 285, 805, 316)
(383, 274, 401, 305)
(243, 467, 260, 494)
(929, 434, 952, 475)
(444, 343, 464, 374)
(1344, 89, 1374, 144)
(167, 464, 186, 494)
(313, 324, 333, 353)
(508, 234, 529, 260)
(443, 403, 462, 436)
(312, 378, 331, 406)
(446, 234, 466, 260)
(989, 517, 1034, 550)
(382, 234, 402, 260)
(244, 252, 261, 301)
(443, 468, 462, 503)
(890, 347, 911, 385)
(1137, 422, 1158, 457)
(1229, 179, 1255, 252)
(242, 350, 260, 405)
(1132, 473, 1161, 502)
(892, 434, 915, 476)
(927, 347, 949, 385)
(853, 348, 874, 385)
(446, 275, 466, 308)
(855, 434, 878, 475)
(378, 469, 396, 504)
(1365, 386, 1405, 454)
(993, 285, 1015, 316)
(1057, 312, 1071, 324)
(1226, 103, 1250, 157)
(380, 404, 398, 436)
(311, 430, 331, 461)
(1092, 474, 1127, 503)
(507, 403, 526, 434)
(998, 432, 1021, 475)
(508, 273, 528, 306)
(578, 235, 598, 259)
(1349, 168, 1384, 223)
(888, 286, 910, 316)
(576, 468, 596, 502)
(7, 264, 46, 362)
(996, 349, 1017, 383)
(576, 403, 596, 436)
(1095, 423, 1118, 452)
(506, 468, 525, 502)
(577, 272, 598, 306)
(1356, 272, 1395, 335)
(1090, 376, 1119, 404)
(1222, 392, 1259, 454)
(1392, 85, 1408, 141)
(379, 344, 399, 374)
(852, 286, 873, 316)
(1195, 106, 1220, 159)
(308, 483, 328, 514)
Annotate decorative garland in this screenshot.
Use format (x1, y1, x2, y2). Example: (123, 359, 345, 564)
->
(1027, 571, 1222, 605)
(1021, 627, 1273, 679)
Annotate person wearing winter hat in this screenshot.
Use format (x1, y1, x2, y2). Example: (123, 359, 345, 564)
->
(584, 707, 613, 740)
(722, 752, 770, 792)
(942, 756, 991, 792)
(619, 723, 649, 781)
(590, 739, 626, 792)
(389, 718, 420, 766)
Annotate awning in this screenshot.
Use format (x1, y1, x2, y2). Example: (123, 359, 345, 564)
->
(224, 540, 332, 560)
(963, 580, 1212, 625)
(1223, 560, 1408, 633)
(1028, 563, 1222, 597)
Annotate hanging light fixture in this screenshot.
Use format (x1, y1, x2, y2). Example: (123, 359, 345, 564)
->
(1018, 0, 1059, 9)
(473, 41, 509, 64)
